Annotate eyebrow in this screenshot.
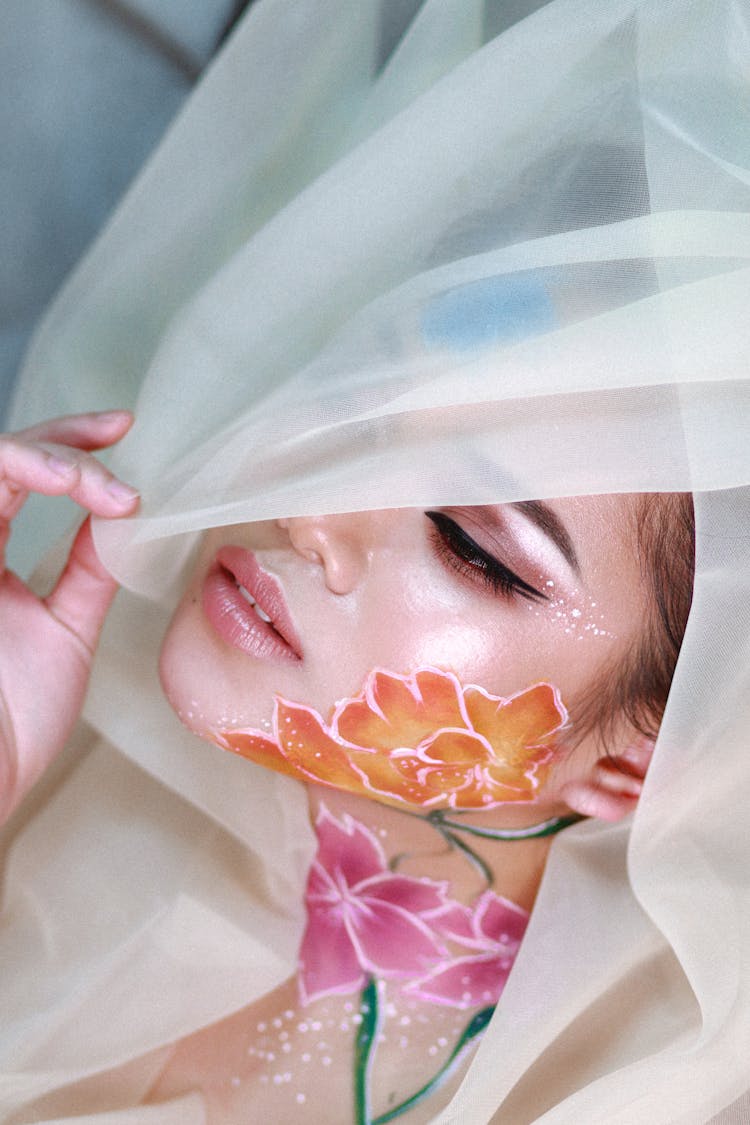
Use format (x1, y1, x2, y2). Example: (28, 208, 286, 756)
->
(510, 500, 581, 576)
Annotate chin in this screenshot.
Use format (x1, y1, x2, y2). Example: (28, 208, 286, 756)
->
(158, 611, 209, 738)
(158, 595, 286, 742)
(157, 598, 235, 741)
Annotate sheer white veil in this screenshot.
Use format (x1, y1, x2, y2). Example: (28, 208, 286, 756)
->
(3, 1, 750, 1121)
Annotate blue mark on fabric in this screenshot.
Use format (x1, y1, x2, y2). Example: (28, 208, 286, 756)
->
(421, 274, 555, 351)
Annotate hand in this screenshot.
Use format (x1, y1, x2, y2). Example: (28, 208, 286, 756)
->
(0, 411, 139, 824)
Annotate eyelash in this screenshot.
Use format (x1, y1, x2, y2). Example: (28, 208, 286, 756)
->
(425, 511, 547, 603)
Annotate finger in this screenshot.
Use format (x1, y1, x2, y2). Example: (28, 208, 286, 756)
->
(0, 436, 139, 521)
(45, 517, 119, 655)
(0, 437, 81, 522)
(41, 443, 140, 516)
(16, 410, 134, 452)
(0, 476, 26, 530)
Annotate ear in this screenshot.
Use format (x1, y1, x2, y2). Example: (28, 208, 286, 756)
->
(558, 736, 655, 822)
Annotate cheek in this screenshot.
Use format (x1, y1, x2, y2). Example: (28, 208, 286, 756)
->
(221, 664, 569, 813)
(365, 562, 615, 704)
(519, 584, 617, 641)
(352, 564, 513, 689)
(158, 602, 214, 733)
(158, 589, 264, 735)
(387, 619, 510, 686)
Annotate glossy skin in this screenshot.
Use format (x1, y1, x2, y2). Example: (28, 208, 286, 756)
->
(161, 497, 650, 820)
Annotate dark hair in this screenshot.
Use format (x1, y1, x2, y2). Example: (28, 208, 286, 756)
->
(572, 492, 695, 750)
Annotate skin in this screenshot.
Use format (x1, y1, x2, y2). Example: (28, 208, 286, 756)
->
(150, 501, 658, 1120)
(160, 498, 652, 821)
(0, 412, 139, 824)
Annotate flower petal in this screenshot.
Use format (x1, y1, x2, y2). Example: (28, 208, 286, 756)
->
(357, 873, 448, 914)
(454, 775, 534, 807)
(464, 682, 567, 764)
(416, 728, 492, 766)
(298, 901, 365, 1005)
(304, 859, 336, 904)
(347, 899, 446, 977)
(335, 668, 467, 752)
(221, 730, 304, 781)
(474, 890, 529, 947)
(483, 751, 552, 795)
(426, 902, 483, 947)
(404, 952, 514, 1009)
(347, 747, 424, 805)
(314, 805, 385, 888)
(276, 700, 372, 793)
(388, 746, 483, 805)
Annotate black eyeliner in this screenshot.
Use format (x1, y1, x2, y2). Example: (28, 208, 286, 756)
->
(425, 511, 548, 603)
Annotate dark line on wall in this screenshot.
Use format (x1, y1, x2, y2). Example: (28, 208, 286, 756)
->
(215, 0, 257, 51)
(80, 0, 203, 82)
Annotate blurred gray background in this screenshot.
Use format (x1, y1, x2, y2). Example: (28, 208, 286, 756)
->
(0, 0, 252, 426)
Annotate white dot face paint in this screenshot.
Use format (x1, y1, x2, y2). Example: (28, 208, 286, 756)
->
(524, 583, 616, 641)
(161, 497, 646, 790)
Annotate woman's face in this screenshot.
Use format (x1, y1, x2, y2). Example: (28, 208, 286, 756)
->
(160, 497, 648, 811)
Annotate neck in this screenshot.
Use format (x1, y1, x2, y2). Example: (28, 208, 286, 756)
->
(293, 784, 579, 1120)
(306, 785, 579, 912)
(147, 781, 583, 1124)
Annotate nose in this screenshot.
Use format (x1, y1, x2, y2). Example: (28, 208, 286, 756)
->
(277, 514, 371, 595)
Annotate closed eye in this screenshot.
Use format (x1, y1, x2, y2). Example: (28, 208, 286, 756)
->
(425, 511, 547, 603)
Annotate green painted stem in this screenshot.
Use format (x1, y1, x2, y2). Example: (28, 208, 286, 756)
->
(354, 977, 380, 1125)
(441, 827, 495, 886)
(425, 812, 585, 888)
(368, 810, 584, 1117)
(371, 1006, 496, 1124)
(428, 810, 586, 841)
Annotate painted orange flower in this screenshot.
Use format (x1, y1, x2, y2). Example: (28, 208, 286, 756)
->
(219, 666, 568, 811)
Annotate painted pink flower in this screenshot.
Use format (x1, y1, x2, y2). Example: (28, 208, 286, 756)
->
(403, 890, 529, 1009)
(299, 805, 450, 1005)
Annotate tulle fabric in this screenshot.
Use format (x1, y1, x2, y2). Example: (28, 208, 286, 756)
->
(3, 0, 750, 1121)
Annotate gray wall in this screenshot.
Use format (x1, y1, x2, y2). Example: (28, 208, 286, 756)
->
(1, 0, 238, 425)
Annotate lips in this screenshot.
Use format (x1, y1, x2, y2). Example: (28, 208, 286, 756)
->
(202, 546, 302, 662)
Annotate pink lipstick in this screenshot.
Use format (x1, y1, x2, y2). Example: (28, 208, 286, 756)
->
(202, 546, 302, 662)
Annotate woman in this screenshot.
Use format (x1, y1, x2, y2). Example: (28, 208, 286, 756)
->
(0, 433, 692, 1122)
(2, 0, 749, 1121)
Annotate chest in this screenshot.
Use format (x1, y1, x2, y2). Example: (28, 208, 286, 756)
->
(148, 972, 487, 1123)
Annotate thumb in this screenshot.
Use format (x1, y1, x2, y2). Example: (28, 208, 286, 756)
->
(45, 517, 119, 655)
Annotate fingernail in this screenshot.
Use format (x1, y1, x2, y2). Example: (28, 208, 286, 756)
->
(47, 454, 77, 475)
(96, 410, 131, 423)
(106, 478, 139, 504)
